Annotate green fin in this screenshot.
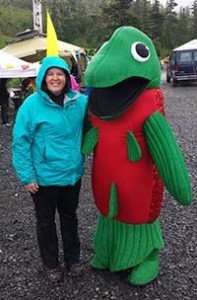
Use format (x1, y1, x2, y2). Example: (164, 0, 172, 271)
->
(127, 250, 159, 285)
(108, 182, 118, 218)
(92, 215, 164, 272)
(127, 130, 142, 161)
(144, 111, 192, 205)
(82, 127, 98, 156)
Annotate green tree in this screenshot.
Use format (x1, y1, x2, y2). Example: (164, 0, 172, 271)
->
(100, 0, 134, 37)
(190, 0, 197, 39)
(165, 0, 178, 14)
(150, 0, 165, 40)
(0, 4, 32, 47)
(161, 0, 179, 51)
(0, 0, 197, 56)
(130, 0, 151, 34)
(176, 7, 192, 45)
(138, 0, 152, 35)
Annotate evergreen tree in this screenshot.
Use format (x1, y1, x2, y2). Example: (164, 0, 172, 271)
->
(177, 7, 192, 45)
(150, 0, 164, 40)
(165, 0, 178, 14)
(101, 0, 134, 37)
(190, 0, 197, 39)
(138, 0, 152, 36)
(161, 0, 179, 51)
(0, 0, 197, 56)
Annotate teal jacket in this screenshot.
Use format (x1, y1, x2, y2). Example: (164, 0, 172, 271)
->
(12, 56, 88, 186)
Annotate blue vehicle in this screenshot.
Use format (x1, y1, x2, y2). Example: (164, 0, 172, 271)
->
(166, 39, 197, 87)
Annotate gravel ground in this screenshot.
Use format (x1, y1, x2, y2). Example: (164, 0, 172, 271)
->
(0, 76, 196, 300)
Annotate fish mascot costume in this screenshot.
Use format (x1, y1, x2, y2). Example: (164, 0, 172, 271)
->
(82, 26, 192, 285)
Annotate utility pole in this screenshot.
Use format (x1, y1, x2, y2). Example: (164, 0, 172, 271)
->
(32, 0, 43, 33)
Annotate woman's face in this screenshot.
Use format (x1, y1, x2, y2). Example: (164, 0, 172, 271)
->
(45, 67, 66, 95)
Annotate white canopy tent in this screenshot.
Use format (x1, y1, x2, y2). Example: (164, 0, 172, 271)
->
(2, 36, 81, 63)
(0, 50, 38, 78)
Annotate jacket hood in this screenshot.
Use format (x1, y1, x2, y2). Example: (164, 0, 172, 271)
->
(36, 56, 71, 95)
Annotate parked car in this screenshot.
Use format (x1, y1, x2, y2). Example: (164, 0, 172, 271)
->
(166, 39, 197, 87)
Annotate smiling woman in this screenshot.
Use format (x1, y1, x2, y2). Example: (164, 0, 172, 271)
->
(45, 67, 67, 96)
(12, 55, 88, 283)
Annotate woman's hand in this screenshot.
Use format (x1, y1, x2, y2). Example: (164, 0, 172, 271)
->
(25, 182, 39, 194)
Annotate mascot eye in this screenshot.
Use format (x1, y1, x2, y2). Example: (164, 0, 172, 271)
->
(131, 42, 150, 62)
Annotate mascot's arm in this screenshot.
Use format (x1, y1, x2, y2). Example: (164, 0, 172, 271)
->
(82, 126, 98, 156)
(83, 113, 92, 135)
(143, 111, 192, 205)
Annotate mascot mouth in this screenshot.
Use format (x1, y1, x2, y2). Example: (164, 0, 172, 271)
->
(88, 77, 150, 118)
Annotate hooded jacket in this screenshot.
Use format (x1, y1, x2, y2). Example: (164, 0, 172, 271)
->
(12, 56, 88, 186)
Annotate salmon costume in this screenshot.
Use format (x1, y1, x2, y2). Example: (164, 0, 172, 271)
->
(82, 26, 192, 285)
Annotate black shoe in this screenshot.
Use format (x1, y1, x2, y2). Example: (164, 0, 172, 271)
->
(45, 267, 62, 283)
(67, 262, 84, 278)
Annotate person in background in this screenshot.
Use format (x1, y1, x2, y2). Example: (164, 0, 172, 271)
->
(21, 77, 35, 101)
(29, 77, 36, 92)
(70, 74, 80, 91)
(12, 56, 88, 283)
(0, 78, 11, 127)
(70, 56, 82, 86)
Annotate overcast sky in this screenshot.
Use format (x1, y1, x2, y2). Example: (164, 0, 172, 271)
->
(158, 0, 193, 9)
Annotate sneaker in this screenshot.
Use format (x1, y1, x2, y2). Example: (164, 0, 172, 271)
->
(67, 262, 84, 278)
(2, 123, 11, 127)
(45, 267, 62, 283)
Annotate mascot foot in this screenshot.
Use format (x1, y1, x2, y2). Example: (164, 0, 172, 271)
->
(127, 250, 159, 286)
(90, 256, 108, 270)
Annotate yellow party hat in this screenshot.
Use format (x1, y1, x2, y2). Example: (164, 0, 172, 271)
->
(46, 11, 59, 56)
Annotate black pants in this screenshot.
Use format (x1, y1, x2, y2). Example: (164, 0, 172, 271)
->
(1, 101, 9, 124)
(31, 180, 81, 269)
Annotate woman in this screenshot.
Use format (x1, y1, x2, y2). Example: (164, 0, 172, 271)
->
(12, 56, 88, 283)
